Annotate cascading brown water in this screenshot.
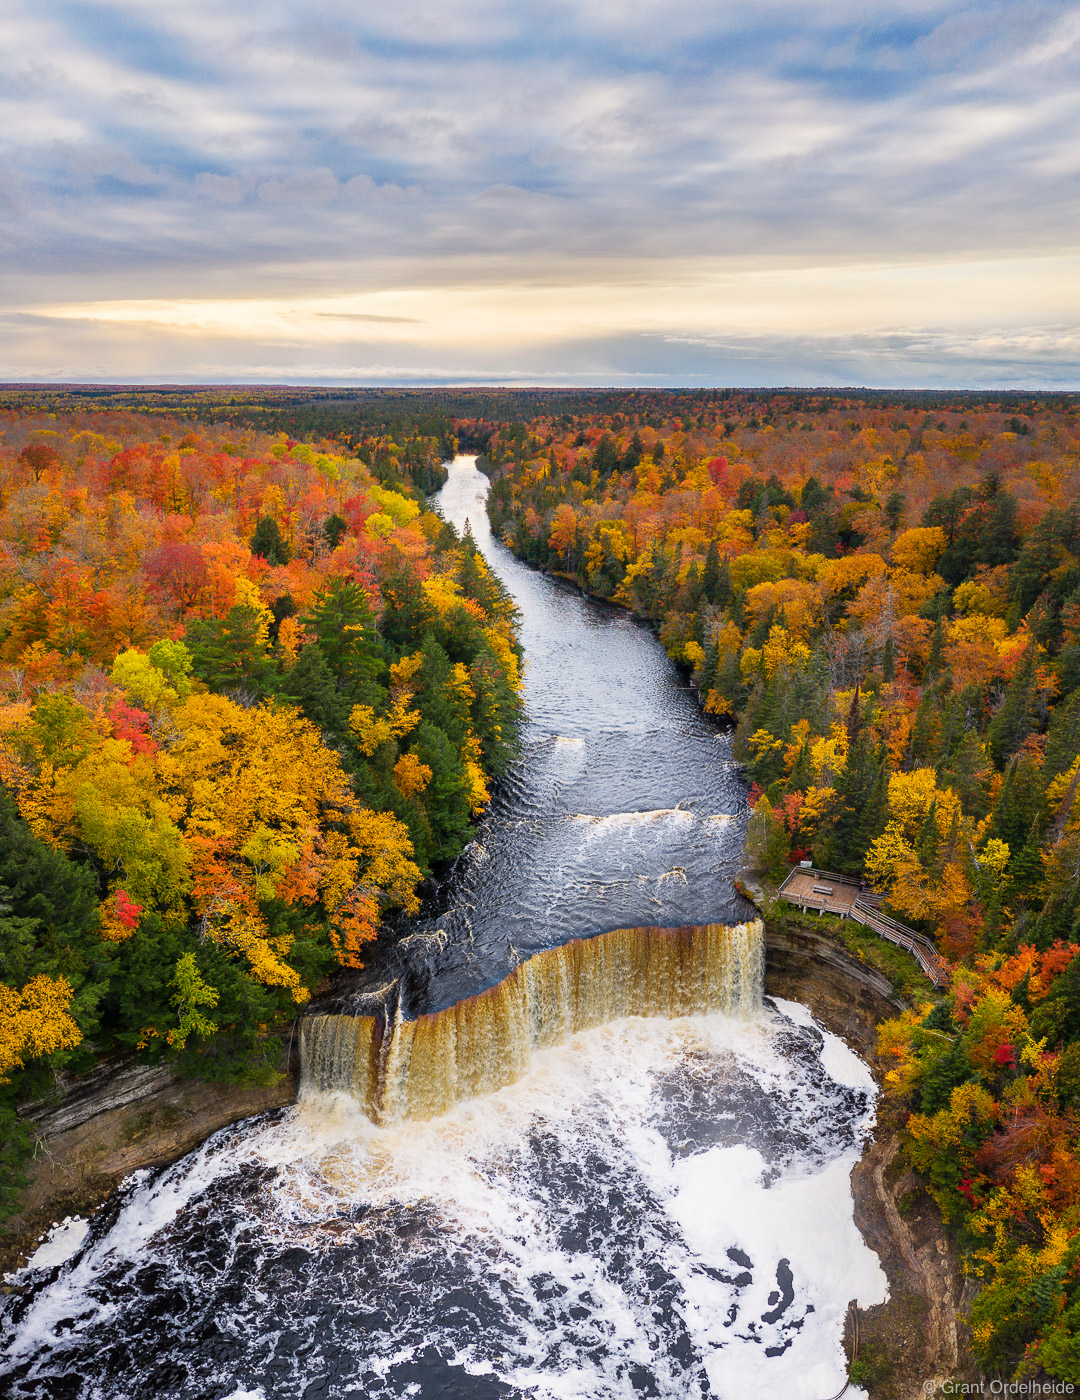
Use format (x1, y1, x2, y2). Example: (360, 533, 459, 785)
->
(302, 919, 764, 1122)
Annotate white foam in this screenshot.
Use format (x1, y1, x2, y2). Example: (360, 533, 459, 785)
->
(13, 1217, 90, 1277)
(4, 1005, 885, 1399)
(569, 807, 697, 833)
(672, 1145, 884, 1396)
(773, 996, 877, 1091)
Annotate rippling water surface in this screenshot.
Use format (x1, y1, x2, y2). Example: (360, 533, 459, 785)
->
(1, 459, 886, 1400)
(344, 456, 755, 1018)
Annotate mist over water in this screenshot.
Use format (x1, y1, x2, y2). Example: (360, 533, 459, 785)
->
(0, 459, 887, 1400)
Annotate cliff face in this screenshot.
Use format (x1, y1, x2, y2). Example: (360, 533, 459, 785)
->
(1, 1065, 295, 1278)
(765, 915, 977, 1399)
(765, 917, 904, 1050)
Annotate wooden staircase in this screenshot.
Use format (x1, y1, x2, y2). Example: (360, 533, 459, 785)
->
(777, 865, 950, 989)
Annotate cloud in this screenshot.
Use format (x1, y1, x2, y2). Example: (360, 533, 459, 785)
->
(256, 167, 339, 204)
(195, 172, 248, 203)
(314, 312, 420, 323)
(0, 1, 1078, 384)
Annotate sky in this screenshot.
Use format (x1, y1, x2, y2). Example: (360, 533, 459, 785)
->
(1, 0, 1079, 389)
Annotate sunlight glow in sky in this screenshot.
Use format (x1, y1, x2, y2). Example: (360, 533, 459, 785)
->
(2, 1, 1079, 387)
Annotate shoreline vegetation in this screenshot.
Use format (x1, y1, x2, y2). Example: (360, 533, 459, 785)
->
(2, 385, 1080, 1388)
(0, 404, 524, 1237)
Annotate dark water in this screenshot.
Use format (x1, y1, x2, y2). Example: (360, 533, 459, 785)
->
(0, 459, 885, 1400)
(339, 455, 755, 1021)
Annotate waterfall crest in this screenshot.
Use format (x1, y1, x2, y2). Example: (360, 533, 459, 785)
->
(301, 919, 764, 1124)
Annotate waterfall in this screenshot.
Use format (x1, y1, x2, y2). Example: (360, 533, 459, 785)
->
(300, 919, 764, 1124)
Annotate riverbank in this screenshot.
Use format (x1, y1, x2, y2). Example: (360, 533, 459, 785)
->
(0, 1063, 295, 1281)
(765, 911, 979, 1399)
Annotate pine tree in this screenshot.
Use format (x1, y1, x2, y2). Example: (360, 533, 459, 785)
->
(882, 636, 895, 683)
(915, 799, 942, 875)
(280, 645, 351, 742)
(941, 730, 990, 816)
(592, 434, 618, 477)
(926, 617, 945, 677)
(1044, 688, 1080, 782)
(305, 579, 386, 705)
(815, 730, 881, 873)
(988, 644, 1040, 768)
(250, 516, 291, 565)
(909, 692, 941, 767)
(852, 756, 889, 858)
(715, 557, 732, 610)
(323, 513, 347, 549)
(185, 604, 273, 695)
(701, 540, 721, 605)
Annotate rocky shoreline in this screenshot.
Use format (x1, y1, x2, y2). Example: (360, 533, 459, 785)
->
(766, 915, 980, 1398)
(1, 1064, 295, 1280)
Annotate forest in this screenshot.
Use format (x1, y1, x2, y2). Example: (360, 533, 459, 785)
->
(0, 404, 523, 1212)
(4, 382, 1080, 1382)
(480, 387, 1080, 1382)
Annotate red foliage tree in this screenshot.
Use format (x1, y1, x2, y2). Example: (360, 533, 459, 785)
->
(143, 542, 208, 612)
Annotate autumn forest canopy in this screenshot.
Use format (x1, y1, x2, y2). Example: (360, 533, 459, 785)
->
(4, 383, 1080, 1380)
(0, 395, 523, 1210)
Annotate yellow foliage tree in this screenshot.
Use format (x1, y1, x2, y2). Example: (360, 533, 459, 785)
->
(0, 974, 82, 1082)
(742, 578, 822, 640)
(153, 694, 421, 983)
(167, 952, 220, 1048)
(740, 624, 811, 681)
(891, 526, 947, 575)
(394, 752, 432, 799)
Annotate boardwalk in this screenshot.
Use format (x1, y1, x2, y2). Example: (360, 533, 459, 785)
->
(777, 865, 950, 989)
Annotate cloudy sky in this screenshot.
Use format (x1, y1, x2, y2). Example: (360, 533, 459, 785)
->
(2, 0, 1079, 387)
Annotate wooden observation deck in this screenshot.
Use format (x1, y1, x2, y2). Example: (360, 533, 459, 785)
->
(777, 865, 950, 989)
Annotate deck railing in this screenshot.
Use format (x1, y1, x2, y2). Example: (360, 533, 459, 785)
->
(777, 866, 950, 989)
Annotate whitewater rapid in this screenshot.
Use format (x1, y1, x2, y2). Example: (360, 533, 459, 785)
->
(4, 1005, 885, 1399)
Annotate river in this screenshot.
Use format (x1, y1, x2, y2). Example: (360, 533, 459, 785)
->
(1, 457, 887, 1400)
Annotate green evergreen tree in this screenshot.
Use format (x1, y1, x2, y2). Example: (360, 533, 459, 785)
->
(280, 645, 351, 742)
(814, 731, 882, 873)
(305, 579, 386, 705)
(592, 434, 619, 476)
(250, 516, 291, 565)
(926, 617, 946, 678)
(915, 798, 942, 875)
(991, 754, 1046, 850)
(1044, 688, 1080, 782)
(988, 644, 1040, 768)
(701, 540, 722, 605)
(185, 604, 274, 694)
(941, 729, 990, 816)
(410, 719, 473, 863)
(323, 513, 347, 549)
(909, 692, 940, 767)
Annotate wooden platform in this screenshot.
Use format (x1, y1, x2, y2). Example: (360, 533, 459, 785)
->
(776, 867, 862, 918)
(777, 865, 950, 989)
